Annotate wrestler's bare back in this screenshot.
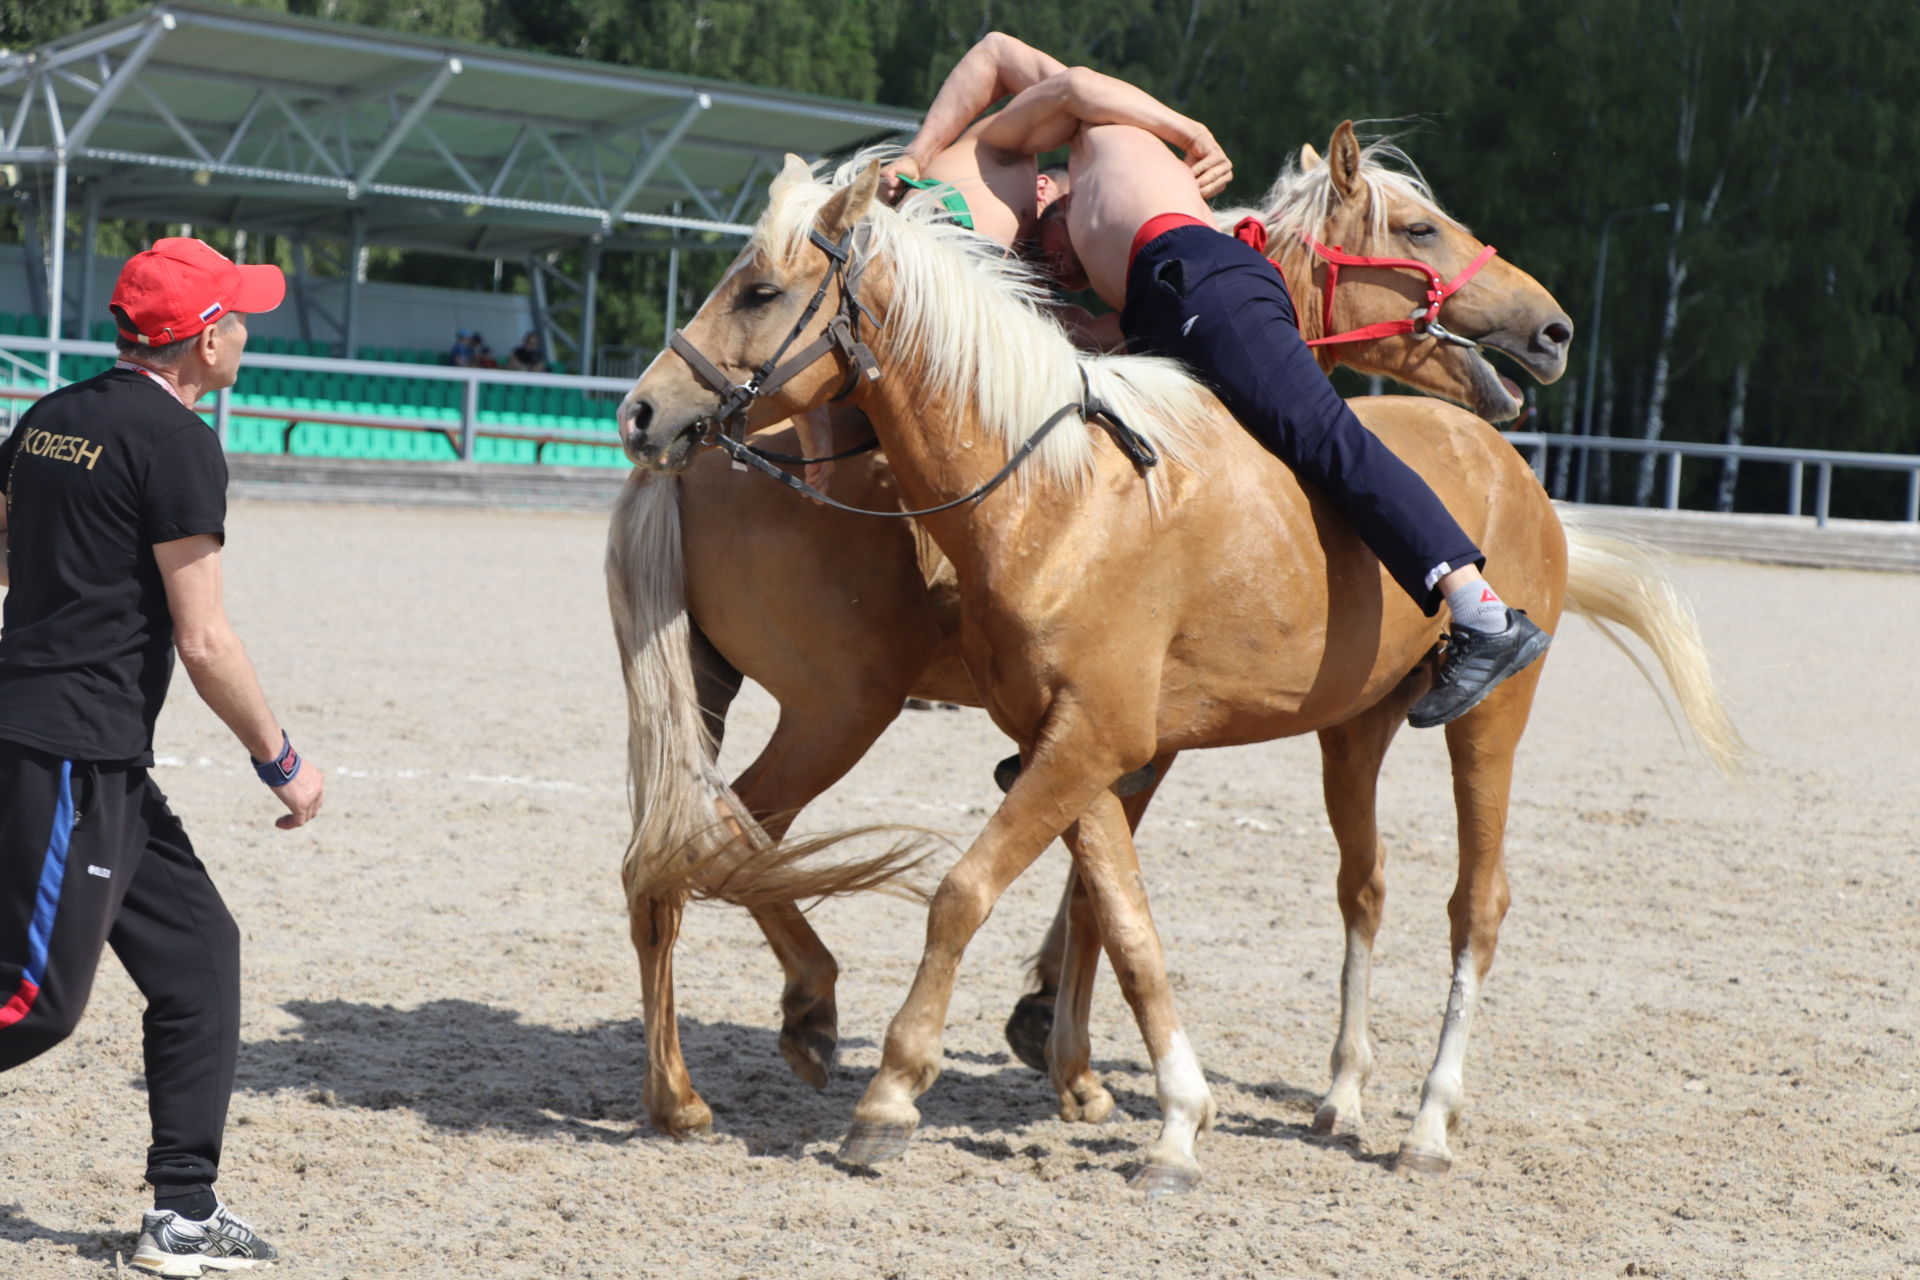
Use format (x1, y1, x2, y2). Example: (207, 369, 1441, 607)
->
(920, 130, 1040, 250)
(1064, 125, 1213, 308)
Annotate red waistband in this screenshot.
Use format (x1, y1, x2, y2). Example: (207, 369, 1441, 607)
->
(1128, 213, 1212, 279)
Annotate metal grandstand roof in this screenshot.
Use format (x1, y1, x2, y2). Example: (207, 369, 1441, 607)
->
(0, 0, 919, 258)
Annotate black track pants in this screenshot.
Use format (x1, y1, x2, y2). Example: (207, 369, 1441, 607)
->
(1121, 223, 1485, 613)
(0, 741, 241, 1189)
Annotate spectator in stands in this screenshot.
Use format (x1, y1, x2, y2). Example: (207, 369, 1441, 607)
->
(448, 329, 479, 367)
(475, 337, 499, 370)
(508, 329, 549, 373)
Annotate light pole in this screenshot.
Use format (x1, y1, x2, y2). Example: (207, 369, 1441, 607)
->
(1576, 201, 1669, 503)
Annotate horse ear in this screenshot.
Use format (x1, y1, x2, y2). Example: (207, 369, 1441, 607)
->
(769, 152, 813, 202)
(818, 159, 881, 241)
(1298, 143, 1323, 171)
(1327, 122, 1363, 202)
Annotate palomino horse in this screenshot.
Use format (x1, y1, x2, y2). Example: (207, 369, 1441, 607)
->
(618, 151, 1740, 1190)
(607, 126, 1584, 1139)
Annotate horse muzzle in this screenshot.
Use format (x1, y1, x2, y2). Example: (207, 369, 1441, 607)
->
(619, 397, 705, 473)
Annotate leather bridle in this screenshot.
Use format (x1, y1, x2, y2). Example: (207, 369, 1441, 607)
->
(666, 226, 882, 448)
(660, 222, 1155, 521)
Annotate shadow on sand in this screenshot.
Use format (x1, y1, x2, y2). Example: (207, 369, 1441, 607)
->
(0, 1204, 132, 1267)
(237, 998, 1385, 1170)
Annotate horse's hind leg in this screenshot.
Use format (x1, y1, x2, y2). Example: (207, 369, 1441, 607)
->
(732, 698, 906, 1089)
(1008, 753, 1177, 1074)
(631, 890, 713, 1136)
(1312, 705, 1407, 1140)
(1002, 873, 1073, 1072)
(1398, 665, 1544, 1174)
(749, 901, 840, 1089)
(1044, 862, 1112, 1122)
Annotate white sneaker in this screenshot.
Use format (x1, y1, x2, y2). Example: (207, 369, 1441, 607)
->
(130, 1203, 279, 1276)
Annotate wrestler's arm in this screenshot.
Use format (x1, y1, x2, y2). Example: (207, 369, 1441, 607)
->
(1052, 304, 1126, 353)
(882, 33, 1068, 201)
(975, 68, 1233, 197)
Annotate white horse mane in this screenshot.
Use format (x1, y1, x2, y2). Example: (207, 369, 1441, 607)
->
(1214, 135, 1467, 246)
(754, 150, 1211, 496)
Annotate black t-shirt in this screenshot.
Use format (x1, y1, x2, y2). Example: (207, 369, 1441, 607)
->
(0, 368, 227, 764)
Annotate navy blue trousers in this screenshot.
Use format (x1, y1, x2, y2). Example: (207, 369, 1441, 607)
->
(0, 741, 241, 1192)
(1120, 224, 1482, 613)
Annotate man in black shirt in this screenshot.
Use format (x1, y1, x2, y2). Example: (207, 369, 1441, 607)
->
(0, 237, 324, 1276)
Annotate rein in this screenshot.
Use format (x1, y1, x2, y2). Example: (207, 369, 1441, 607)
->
(711, 397, 1090, 520)
(713, 367, 1155, 520)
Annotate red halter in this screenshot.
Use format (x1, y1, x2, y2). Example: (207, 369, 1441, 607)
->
(1300, 235, 1498, 349)
(1230, 216, 1497, 350)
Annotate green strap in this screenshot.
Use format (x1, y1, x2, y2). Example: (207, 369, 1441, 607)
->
(897, 175, 975, 231)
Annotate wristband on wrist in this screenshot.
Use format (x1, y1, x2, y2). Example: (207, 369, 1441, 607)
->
(252, 731, 302, 787)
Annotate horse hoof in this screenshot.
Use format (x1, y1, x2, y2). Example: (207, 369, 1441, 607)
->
(779, 1026, 836, 1090)
(1003, 991, 1056, 1072)
(1127, 1163, 1200, 1197)
(1111, 762, 1157, 797)
(839, 1121, 915, 1166)
(993, 753, 1022, 794)
(1310, 1104, 1362, 1142)
(1394, 1145, 1452, 1175)
(1059, 1086, 1116, 1125)
(649, 1098, 714, 1139)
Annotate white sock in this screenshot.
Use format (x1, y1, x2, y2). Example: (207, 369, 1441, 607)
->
(1445, 579, 1511, 634)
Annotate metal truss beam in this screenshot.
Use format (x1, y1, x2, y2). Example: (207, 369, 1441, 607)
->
(355, 57, 460, 187)
(64, 14, 173, 152)
(610, 95, 707, 219)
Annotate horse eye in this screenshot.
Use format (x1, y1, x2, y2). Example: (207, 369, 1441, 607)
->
(744, 283, 784, 304)
(1406, 223, 1437, 239)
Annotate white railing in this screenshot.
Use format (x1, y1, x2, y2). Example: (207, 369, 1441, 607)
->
(4, 341, 1916, 528)
(1503, 431, 1919, 528)
(0, 336, 639, 460)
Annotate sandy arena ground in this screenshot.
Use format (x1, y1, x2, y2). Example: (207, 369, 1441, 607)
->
(2, 497, 1917, 1279)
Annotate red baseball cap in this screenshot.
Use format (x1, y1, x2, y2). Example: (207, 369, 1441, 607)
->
(110, 237, 286, 347)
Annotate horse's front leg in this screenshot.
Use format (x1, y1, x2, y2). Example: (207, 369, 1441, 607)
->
(1399, 667, 1541, 1173)
(839, 736, 1112, 1167)
(1067, 790, 1216, 1194)
(629, 890, 712, 1136)
(1007, 752, 1177, 1073)
(1312, 704, 1406, 1140)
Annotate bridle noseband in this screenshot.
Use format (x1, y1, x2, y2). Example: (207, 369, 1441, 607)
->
(666, 225, 882, 447)
(1300, 234, 1499, 351)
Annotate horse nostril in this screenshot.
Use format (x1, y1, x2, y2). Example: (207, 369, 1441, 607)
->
(1538, 319, 1573, 353)
(623, 400, 654, 442)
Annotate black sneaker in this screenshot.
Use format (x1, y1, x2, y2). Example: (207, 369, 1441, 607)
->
(131, 1203, 279, 1276)
(1407, 609, 1552, 729)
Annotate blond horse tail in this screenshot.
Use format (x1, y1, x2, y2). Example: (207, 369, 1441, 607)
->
(605, 471, 930, 910)
(1558, 509, 1747, 773)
